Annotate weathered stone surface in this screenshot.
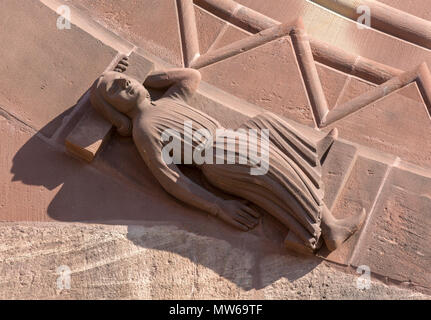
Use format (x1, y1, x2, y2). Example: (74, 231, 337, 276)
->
(337, 77, 423, 107)
(194, 5, 227, 54)
(0, 222, 427, 299)
(327, 79, 431, 168)
(0, 114, 67, 221)
(351, 168, 431, 289)
(305, 3, 431, 73)
(235, 0, 431, 73)
(69, 0, 183, 66)
(261, 253, 427, 300)
(200, 38, 315, 127)
(312, 0, 431, 52)
(0, 0, 117, 137)
(316, 63, 349, 110)
(332, 157, 389, 221)
(335, 78, 375, 106)
(211, 25, 250, 51)
(235, 0, 304, 24)
(321, 140, 358, 211)
(319, 157, 389, 265)
(378, 0, 431, 21)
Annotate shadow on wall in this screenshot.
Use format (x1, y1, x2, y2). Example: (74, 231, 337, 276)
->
(9, 92, 321, 291)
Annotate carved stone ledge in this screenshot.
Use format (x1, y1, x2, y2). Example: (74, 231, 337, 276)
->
(65, 107, 113, 162)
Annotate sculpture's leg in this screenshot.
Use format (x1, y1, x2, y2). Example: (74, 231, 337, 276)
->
(320, 205, 367, 251)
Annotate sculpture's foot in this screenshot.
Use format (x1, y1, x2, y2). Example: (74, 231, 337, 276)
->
(322, 208, 367, 251)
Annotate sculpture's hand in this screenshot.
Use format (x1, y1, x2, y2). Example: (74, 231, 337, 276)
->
(215, 200, 260, 231)
(114, 56, 129, 73)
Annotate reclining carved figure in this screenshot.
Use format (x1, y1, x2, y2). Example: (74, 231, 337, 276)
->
(89, 57, 366, 253)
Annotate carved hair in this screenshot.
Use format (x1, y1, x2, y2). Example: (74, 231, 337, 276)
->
(90, 75, 132, 137)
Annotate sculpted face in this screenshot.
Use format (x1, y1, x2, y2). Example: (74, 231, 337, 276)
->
(98, 71, 148, 113)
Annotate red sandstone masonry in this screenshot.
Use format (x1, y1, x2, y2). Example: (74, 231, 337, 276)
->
(194, 0, 239, 22)
(192, 0, 431, 128)
(322, 62, 431, 127)
(311, 0, 431, 51)
(1, 0, 427, 293)
(309, 38, 403, 84)
(194, 0, 277, 33)
(177, 0, 200, 67)
(190, 20, 298, 69)
(290, 19, 329, 126)
(228, 4, 278, 33)
(193, 0, 405, 84)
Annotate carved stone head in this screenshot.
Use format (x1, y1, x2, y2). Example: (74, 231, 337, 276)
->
(90, 71, 149, 136)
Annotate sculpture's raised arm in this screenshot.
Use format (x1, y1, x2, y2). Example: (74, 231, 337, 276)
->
(144, 68, 201, 103)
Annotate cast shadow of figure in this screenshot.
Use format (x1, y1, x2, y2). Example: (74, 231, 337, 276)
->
(11, 61, 365, 290)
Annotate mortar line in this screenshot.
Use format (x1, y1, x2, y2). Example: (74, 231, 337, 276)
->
(333, 76, 352, 109)
(174, 0, 186, 67)
(329, 151, 358, 212)
(206, 23, 229, 53)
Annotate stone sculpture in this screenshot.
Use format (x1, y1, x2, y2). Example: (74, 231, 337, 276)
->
(89, 57, 366, 253)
